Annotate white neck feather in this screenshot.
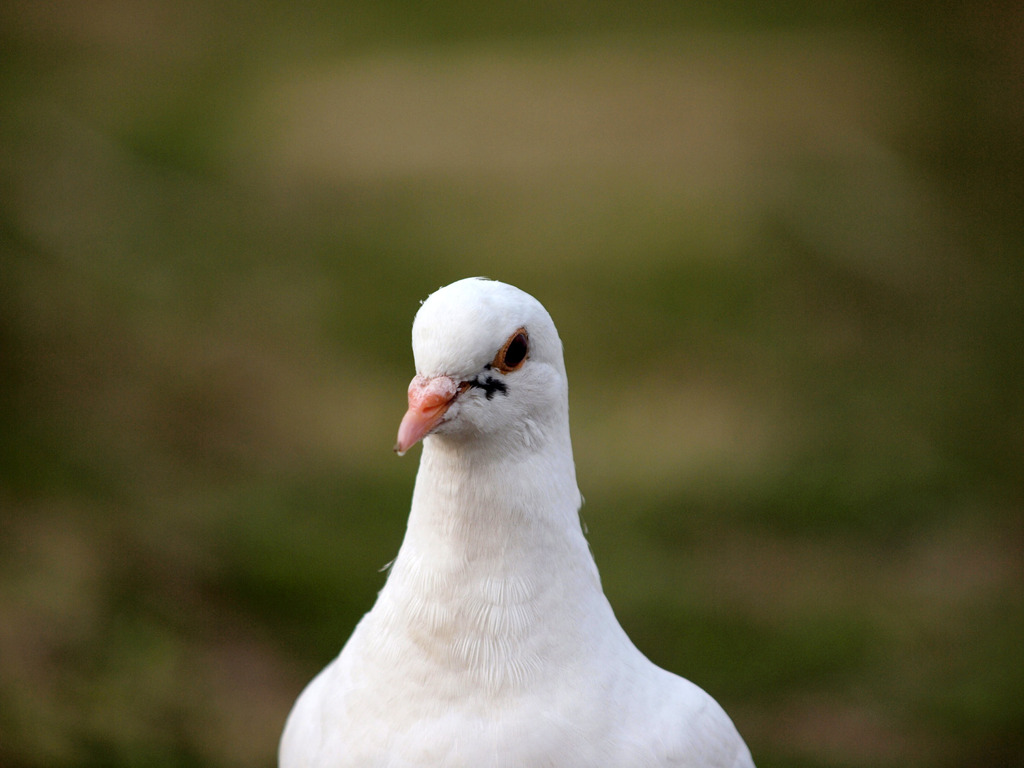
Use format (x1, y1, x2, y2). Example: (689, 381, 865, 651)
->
(366, 421, 609, 694)
(405, 423, 581, 559)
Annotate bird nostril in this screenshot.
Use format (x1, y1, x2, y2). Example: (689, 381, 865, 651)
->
(407, 375, 462, 412)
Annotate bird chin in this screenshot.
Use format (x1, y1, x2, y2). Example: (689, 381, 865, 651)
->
(426, 411, 485, 445)
(424, 412, 460, 440)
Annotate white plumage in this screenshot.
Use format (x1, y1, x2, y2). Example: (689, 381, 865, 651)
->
(280, 277, 755, 767)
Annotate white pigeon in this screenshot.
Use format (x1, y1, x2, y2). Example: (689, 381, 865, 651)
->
(279, 277, 755, 768)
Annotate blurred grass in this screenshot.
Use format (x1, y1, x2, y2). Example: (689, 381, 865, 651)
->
(2, 1, 1022, 767)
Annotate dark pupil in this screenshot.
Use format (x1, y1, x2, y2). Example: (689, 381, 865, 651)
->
(503, 333, 528, 368)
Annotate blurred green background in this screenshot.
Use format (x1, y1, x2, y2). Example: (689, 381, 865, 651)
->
(2, 1, 1022, 766)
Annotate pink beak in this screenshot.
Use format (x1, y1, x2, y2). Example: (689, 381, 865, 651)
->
(394, 374, 467, 455)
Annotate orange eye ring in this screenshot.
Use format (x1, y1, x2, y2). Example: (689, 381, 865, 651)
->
(492, 328, 529, 373)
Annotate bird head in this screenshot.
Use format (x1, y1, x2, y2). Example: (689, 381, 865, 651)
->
(395, 278, 568, 456)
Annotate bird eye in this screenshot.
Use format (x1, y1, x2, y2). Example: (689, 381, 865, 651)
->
(493, 329, 528, 373)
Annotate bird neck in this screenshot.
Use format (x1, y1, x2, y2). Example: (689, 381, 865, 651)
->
(368, 427, 606, 692)
(402, 425, 584, 567)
